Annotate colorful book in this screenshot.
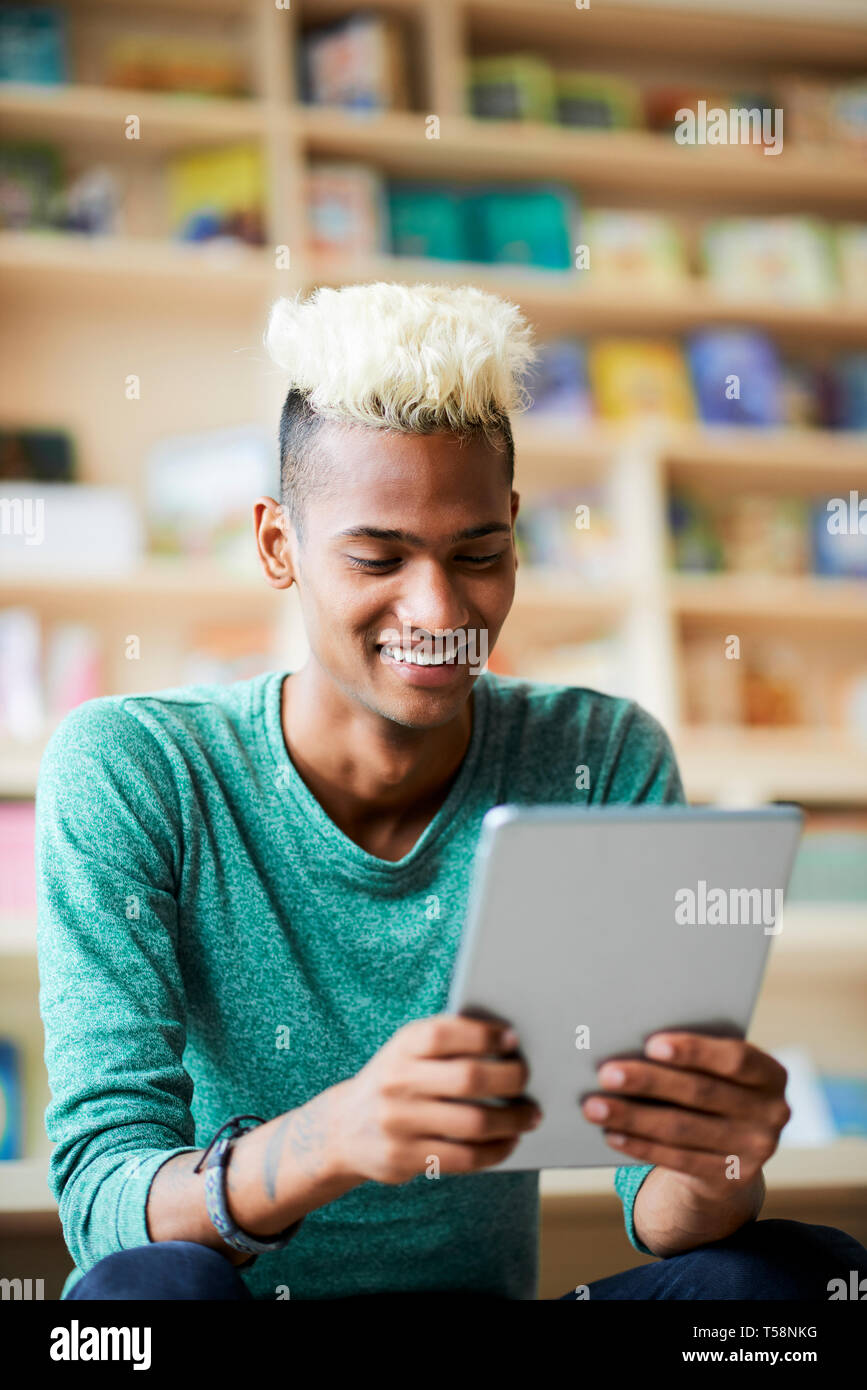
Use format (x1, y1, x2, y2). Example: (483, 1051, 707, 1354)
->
(167, 143, 266, 245)
(468, 55, 557, 123)
(0, 427, 75, 482)
(302, 13, 408, 110)
(588, 339, 696, 422)
(0, 5, 67, 84)
(0, 1040, 23, 1161)
(463, 184, 577, 269)
(524, 339, 593, 420)
(387, 183, 467, 260)
(307, 162, 387, 255)
(687, 330, 784, 427)
(583, 210, 687, 287)
(555, 73, 642, 130)
(0, 142, 63, 230)
(836, 224, 867, 300)
(703, 217, 838, 304)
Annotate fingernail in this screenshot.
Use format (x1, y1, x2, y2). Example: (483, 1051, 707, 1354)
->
(606, 1133, 626, 1147)
(599, 1065, 626, 1088)
(501, 1028, 519, 1049)
(583, 1097, 609, 1121)
(646, 1037, 674, 1060)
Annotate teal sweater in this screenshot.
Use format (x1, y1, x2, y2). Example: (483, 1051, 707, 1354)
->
(35, 668, 685, 1300)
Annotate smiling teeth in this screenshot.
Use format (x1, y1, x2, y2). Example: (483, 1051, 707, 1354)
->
(382, 643, 463, 666)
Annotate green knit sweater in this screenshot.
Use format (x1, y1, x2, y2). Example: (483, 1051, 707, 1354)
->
(35, 668, 684, 1300)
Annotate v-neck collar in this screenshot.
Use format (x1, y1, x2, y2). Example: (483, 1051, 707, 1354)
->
(262, 669, 490, 879)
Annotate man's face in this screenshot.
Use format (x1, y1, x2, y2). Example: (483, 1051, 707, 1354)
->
(285, 424, 519, 729)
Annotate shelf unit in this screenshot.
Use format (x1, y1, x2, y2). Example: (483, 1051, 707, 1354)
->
(2, 0, 867, 1227)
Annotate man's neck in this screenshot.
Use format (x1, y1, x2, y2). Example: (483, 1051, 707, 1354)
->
(279, 663, 474, 848)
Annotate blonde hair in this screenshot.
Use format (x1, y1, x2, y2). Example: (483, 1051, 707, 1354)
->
(264, 281, 539, 440)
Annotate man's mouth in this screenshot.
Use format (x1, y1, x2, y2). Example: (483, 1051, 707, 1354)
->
(377, 637, 468, 667)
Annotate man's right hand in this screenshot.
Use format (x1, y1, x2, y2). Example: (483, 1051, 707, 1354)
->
(327, 1015, 541, 1186)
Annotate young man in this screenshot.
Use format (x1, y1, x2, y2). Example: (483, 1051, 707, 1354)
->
(37, 283, 866, 1301)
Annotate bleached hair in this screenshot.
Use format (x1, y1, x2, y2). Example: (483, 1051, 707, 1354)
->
(264, 281, 539, 439)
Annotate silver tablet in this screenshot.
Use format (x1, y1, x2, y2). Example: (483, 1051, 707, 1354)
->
(446, 804, 804, 1170)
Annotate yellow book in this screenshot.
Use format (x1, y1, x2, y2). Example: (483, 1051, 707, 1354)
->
(588, 339, 696, 422)
(167, 143, 265, 243)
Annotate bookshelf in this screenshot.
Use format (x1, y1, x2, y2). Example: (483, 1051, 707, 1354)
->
(1, 0, 866, 1237)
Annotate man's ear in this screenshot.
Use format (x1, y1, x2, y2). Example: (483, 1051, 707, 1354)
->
(254, 497, 296, 590)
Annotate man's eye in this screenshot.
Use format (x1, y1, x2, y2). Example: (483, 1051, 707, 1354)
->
(346, 556, 398, 571)
(345, 552, 504, 572)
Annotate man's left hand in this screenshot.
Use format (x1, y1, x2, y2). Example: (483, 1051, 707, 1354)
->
(582, 1032, 791, 1199)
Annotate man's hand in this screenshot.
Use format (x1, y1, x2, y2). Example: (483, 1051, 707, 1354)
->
(581, 1032, 791, 1252)
(328, 1014, 541, 1186)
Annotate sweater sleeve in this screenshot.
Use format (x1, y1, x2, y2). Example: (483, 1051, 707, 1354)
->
(35, 697, 199, 1273)
(599, 700, 688, 1256)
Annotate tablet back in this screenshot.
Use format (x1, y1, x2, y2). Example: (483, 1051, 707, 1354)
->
(446, 805, 803, 1170)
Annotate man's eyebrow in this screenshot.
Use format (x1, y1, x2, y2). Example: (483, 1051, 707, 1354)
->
(333, 523, 512, 545)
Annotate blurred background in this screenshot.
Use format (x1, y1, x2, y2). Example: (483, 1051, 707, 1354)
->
(0, 0, 865, 1297)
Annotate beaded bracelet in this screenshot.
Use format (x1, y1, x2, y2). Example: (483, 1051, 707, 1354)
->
(193, 1113, 304, 1260)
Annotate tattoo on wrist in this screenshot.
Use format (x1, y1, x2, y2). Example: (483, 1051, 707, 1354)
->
(263, 1094, 331, 1201)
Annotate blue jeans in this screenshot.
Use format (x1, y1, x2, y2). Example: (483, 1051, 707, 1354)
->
(65, 1219, 867, 1300)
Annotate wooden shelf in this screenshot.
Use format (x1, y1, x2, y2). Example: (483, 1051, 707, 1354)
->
(0, 82, 268, 150)
(0, 557, 279, 605)
(0, 229, 276, 299)
(676, 726, 867, 804)
(3, 1142, 866, 1216)
(514, 423, 867, 492)
(466, 0, 867, 67)
(541, 1138, 867, 1201)
(299, 107, 867, 214)
(2, 228, 866, 346)
(670, 574, 867, 623)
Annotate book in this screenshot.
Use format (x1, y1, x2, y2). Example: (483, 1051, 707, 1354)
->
(467, 55, 557, 123)
(667, 491, 725, 573)
(307, 162, 387, 256)
(146, 424, 275, 570)
(302, 13, 408, 111)
(463, 184, 578, 269)
(0, 427, 75, 482)
(387, 183, 467, 260)
(555, 73, 643, 130)
(717, 495, 810, 575)
(102, 34, 248, 97)
(524, 338, 593, 421)
(687, 330, 784, 427)
(167, 143, 266, 246)
(0, 142, 63, 230)
(703, 217, 838, 304)
(0, 1040, 23, 1161)
(582, 209, 687, 287)
(515, 485, 618, 582)
(0, 5, 67, 84)
(835, 224, 867, 301)
(588, 339, 696, 422)
(831, 354, 867, 429)
(810, 494, 867, 578)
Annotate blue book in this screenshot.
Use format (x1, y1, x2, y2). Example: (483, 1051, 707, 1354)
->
(0, 6, 67, 84)
(387, 184, 468, 260)
(463, 184, 577, 269)
(0, 1039, 22, 1161)
(687, 330, 783, 427)
(525, 339, 592, 419)
(822, 1075, 867, 1138)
